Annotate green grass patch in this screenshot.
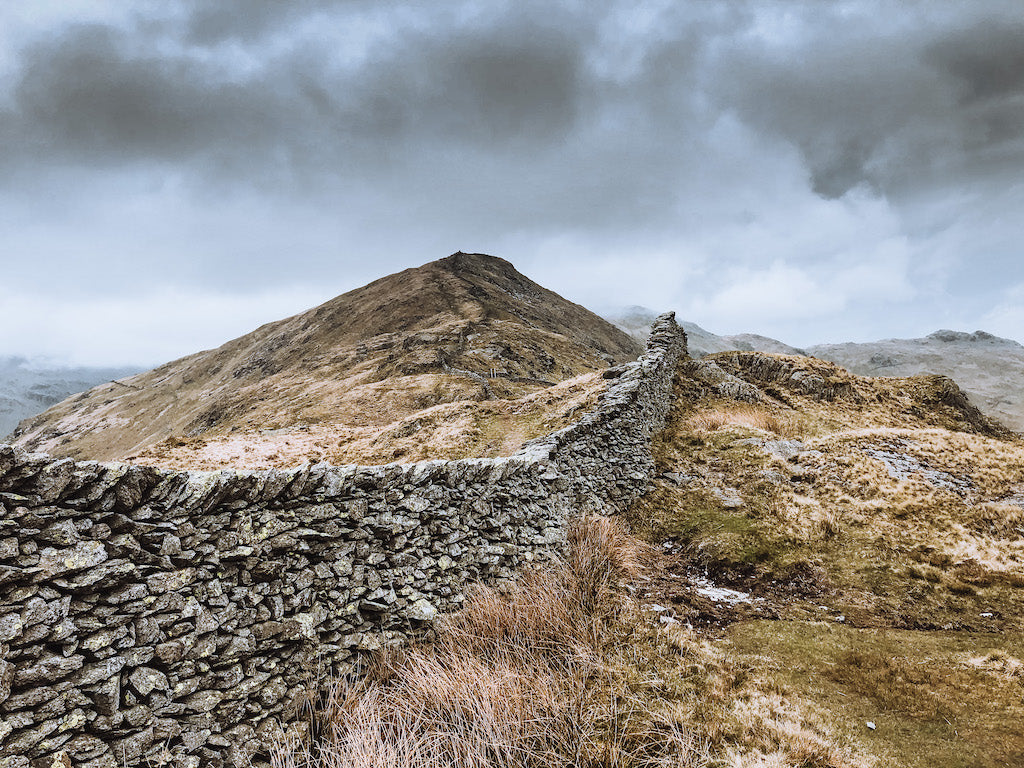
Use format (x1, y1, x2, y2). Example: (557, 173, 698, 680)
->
(657, 487, 786, 567)
(728, 620, 1024, 768)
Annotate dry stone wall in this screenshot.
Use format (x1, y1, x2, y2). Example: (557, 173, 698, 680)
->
(0, 314, 685, 768)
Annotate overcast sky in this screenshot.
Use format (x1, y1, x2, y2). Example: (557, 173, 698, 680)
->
(1, 1, 1022, 366)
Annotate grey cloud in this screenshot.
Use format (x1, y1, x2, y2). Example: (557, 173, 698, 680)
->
(7, 1, 1024, 205)
(2, 2, 703, 239)
(5, 9, 588, 184)
(708, 38, 933, 197)
(183, 0, 346, 43)
(703, 8, 1024, 199)
(334, 23, 587, 149)
(11, 23, 295, 164)
(924, 21, 1024, 158)
(423, 31, 584, 144)
(926, 21, 1024, 104)
(1, 1, 1022, 316)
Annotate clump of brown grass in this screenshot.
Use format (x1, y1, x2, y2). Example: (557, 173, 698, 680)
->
(269, 516, 871, 768)
(434, 515, 651, 673)
(685, 406, 799, 438)
(724, 690, 861, 768)
(966, 502, 1024, 539)
(269, 517, 708, 768)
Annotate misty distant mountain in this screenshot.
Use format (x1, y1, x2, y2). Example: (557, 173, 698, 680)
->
(0, 358, 142, 440)
(808, 331, 1024, 433)
(603, 307, 804, 358)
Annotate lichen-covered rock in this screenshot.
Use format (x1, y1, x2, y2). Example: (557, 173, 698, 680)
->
(0, 659, 14, 705)
(0, 613, 23, 641)
(13, 655, 84, 687)
(36, 542, 107, 579)
(407, 598, 438, 622)
(128, 667, 169, 696)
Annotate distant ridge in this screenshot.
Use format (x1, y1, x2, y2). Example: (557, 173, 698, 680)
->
(603, 307, 803, 358)
(604, 306, 1023, 433)
(0, 358, 141, 439)
(808, 330, 1024, 432)
(12, 253, 643, 462)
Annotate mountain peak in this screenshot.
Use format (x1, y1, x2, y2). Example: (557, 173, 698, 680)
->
(12, 254, 643, 463)
(927, 329, 1002, 344)
(441, 251, 512, 269)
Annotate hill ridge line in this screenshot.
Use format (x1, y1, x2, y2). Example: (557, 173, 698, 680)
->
(12, 253, 643, 463)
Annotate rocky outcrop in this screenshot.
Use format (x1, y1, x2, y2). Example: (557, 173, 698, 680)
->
(808, 329, 1024, 433)
(710, 351, 864, 402)
(0, 315, 685, 768)
(681, 359, 764, 403)
(916, 374, 1010, 437)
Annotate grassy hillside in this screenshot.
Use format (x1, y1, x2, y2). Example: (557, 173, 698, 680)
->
(11, 253, 640, 465)
(130, 371, 605, 469)
(627, 352, 1024, 766)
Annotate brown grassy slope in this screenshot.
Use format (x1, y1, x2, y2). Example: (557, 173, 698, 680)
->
(10, 253, 641, 463)
(628, 351, 1024, 766)
(129, 371, 604, 470)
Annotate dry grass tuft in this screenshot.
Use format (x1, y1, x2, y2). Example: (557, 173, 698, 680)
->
(268, 517, 704, 768)
(435, 515, 652, 671)
(725, 691, 858, 768)
(268, 515, 869, 768)
(685, 405, 800, 438)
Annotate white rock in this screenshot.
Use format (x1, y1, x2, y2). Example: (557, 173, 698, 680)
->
(408, 598, 438, 622)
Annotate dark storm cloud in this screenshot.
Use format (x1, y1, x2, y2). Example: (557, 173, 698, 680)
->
(11, 24, 279, 163)
(927, 21, 1024, 105)
(924, 21, 1024, 155)
(9, 0, 1019, 207)
(706, 7, 1024, 198)
(339, 26, 586, 148)
(5, 27, 361, 179)
(3, 6, 587, 182)
(182, 0, 351, 43)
